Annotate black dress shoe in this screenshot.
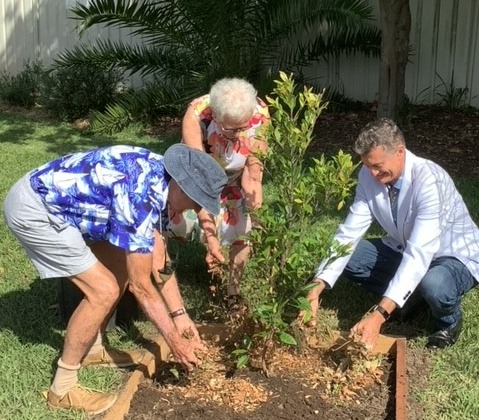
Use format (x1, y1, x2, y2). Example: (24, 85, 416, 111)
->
(426, 318, 463, 349)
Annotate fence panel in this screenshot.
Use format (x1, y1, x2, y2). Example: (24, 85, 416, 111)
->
(0, 0, 478, 107)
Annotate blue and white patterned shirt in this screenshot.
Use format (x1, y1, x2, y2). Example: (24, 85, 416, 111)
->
(30, 145, 170, 253)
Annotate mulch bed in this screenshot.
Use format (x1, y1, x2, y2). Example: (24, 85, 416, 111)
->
(312, 104, 479, 177)
(126, 326, 394, 420)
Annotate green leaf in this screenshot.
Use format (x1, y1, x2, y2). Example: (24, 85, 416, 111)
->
(57, 0, 380, 132)
(169, 367, 180, 380)
(278, 331, 297, 346)
(236, 354, 250, 369)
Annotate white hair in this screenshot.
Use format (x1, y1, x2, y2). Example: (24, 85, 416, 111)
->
(209, 78, 257, 123)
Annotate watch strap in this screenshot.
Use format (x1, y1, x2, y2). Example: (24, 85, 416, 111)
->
(169, 307, 187, 318)
(373, 304, 390, 321)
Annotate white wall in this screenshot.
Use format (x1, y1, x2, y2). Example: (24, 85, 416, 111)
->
(0, 0, 143, 86)
(1, 0, 478, 107)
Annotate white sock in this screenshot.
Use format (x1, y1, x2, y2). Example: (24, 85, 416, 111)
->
(50, 358, 81, 397)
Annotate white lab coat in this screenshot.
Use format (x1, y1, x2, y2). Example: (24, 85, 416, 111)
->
(316, 150, 479, 307)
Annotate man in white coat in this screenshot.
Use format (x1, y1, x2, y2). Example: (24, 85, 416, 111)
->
(303, 118, 479, 349)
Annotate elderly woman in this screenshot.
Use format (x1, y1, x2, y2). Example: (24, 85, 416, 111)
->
(168, 78, 270, 317)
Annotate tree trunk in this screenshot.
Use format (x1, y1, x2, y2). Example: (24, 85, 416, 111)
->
(377, 0, 411, 120)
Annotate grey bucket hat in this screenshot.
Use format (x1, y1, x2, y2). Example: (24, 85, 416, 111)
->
(164, 144, 227, 215)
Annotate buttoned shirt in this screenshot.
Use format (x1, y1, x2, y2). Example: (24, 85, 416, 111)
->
(30, 145, 170, 253)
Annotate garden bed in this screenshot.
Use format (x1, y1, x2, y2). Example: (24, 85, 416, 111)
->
(101, 324, 406, 420)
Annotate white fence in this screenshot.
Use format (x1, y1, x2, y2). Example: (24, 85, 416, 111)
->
(1, 0, 478, 107)
(305, 0, 479, 107)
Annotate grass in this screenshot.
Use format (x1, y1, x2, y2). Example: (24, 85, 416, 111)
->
(1, 107, 479, 419)
(0, 108, 177, 419)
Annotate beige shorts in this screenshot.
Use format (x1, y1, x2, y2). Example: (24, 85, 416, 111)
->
(3, 174, 97, 279)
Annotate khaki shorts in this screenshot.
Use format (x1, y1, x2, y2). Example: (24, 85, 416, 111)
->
(3, 174, 97, 279)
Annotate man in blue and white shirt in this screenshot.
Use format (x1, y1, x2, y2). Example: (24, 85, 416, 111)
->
(4, 143, 227, 415)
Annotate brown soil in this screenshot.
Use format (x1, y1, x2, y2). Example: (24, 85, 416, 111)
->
(127, 325, 395, 420)
(313, 104, 479, 177)
(126, 104, 479, 420)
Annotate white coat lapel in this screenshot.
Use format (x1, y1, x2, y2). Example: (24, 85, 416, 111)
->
(395, 150, 415, 230)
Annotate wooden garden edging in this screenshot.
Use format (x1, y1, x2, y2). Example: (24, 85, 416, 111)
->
(371, 334, 407, 420)
(102, 335, 170, 420)
(102, 328, 407, 420)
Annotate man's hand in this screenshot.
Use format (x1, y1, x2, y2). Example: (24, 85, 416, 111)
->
(173, 313, 201, 342)
(298, 279, 326, 327)
(350, 311, 385, 350)
(351, 298, 396, 349)
(166, 332, 205, 371)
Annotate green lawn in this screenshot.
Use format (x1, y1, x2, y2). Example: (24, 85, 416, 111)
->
(1, 108, 479, 419)
(0, 109, 177, 419)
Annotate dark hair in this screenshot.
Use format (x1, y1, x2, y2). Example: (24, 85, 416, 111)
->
(354, 118, 405, 155)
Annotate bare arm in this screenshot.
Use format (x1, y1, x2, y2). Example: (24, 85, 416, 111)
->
(150, 230, 201, 340)
(242, 152, 265, 210)
(197, 208, 224, 267)
(126, 251, 203, 368)
(182, 104, 204, 150)
(242, 137, 267, 210)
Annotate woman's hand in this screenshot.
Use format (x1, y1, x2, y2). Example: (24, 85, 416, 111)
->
(204, 235, 225, 268)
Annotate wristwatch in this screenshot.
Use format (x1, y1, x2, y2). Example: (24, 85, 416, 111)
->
(169, 307, 187, 318)
(372, 304, 390, 321)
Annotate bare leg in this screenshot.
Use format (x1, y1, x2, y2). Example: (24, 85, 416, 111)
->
(61, 261, 120, 366)
(88, 242, 130, 333)
(48, 244, 127, 413)
(70, 242, 146, 369)
(226, 242, 250, 318)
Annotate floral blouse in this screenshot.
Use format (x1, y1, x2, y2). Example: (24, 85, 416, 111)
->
(190, 94, 270, 184)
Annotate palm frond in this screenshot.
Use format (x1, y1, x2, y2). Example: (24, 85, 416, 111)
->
(61, 0, 381, 132)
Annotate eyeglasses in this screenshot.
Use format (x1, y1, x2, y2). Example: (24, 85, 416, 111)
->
(219, 123, 249, 134)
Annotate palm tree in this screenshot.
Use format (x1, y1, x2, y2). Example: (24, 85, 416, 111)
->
(55, 0, 380, 132)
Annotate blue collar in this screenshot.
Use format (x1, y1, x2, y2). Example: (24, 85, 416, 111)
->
(390, 177, 403, 190)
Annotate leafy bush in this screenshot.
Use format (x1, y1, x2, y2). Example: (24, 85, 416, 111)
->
(239, 72, 358, 372)
(0, 60, 44, 107)
(40, 64, 123, 121)
(435, 73, 471, 109)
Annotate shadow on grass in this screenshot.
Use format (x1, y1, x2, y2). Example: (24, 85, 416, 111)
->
(0, 111, 179, 157)
(0, 277, 64, 350)
(0, 275, 152, 358)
